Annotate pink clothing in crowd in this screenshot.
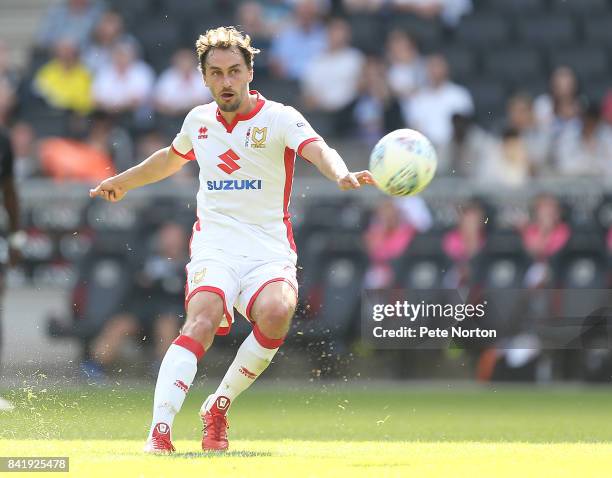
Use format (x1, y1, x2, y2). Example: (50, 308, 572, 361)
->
(522, 223, 570, 260)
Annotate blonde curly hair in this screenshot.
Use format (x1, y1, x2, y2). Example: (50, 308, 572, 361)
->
(195, 26, 260, 73)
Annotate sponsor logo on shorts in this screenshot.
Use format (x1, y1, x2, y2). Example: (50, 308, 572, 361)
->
(206, 179, 262, 191)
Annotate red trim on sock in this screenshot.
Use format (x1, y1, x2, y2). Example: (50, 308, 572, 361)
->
(173, 334, 205, 360)
(252, 322, 285, 349)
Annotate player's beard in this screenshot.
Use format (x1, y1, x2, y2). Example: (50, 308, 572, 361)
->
(216, 91, 242, 112)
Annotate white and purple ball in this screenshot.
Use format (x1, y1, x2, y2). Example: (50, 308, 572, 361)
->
(369, 129, 437, 196)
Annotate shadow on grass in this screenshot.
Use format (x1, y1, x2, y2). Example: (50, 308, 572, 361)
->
(170, 451, 273, 458)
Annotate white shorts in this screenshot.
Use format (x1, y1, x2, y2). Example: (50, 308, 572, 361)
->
(185, 226, 298, 335)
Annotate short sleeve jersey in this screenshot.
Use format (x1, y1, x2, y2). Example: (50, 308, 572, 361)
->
(171, 91, 320, 263)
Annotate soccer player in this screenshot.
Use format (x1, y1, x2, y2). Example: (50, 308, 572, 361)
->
(0, 126, 24, 411)
(90, 26, 375, 453)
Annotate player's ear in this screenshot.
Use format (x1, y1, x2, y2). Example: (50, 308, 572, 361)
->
(248, 67, 253, 83)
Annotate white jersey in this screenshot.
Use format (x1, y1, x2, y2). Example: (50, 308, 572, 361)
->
(171, 90, 320, 264)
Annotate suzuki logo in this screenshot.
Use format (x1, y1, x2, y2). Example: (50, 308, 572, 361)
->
(217, 149, 241, 174)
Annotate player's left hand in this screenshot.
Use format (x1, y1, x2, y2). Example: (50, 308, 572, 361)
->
(337, 171, 377, 190)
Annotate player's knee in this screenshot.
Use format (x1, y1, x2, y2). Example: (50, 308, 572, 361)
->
(183, 313, 219, 343)
(257, 298, 295, 332)
(183, 292, 225, 343)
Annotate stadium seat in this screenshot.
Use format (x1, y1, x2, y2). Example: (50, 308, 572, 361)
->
(551, 0, 610, 14)
(386, 15, 444, 52)
(47, 238, 136, 343)
(483, 48, 543, 85)
(250, 78, 301, 108)
(594, 195, 612, 231)
(19, 93, 70, 138)
(109, 0, 153, 27)
(441, 46, 478, 84)
(583, 80, 612, 104)
(132, 16, 182, 71)
(584, 15, 612, 48)
(454, 13, 512, 49)
(479, 0, 547, 14)
(548, 47, 609, 83)
(346, 14, 385, 55)
(159, 0, 215, 19)
(463, 79, 508, 122)
(517, 15, 578, 48)
(295, 234, 366, 343)
(394, 233, 450, 290)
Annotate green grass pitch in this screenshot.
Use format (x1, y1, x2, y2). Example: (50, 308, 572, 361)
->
(1, 382, 612, 477)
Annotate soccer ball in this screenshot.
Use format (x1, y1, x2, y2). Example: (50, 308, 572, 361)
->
(369, 129, 437, 196)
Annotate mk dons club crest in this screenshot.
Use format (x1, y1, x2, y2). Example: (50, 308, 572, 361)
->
(192, 269, 207, 285)
(250, 127, 268, 148)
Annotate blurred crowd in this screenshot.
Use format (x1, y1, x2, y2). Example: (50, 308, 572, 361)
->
(0, 0, 611, 185)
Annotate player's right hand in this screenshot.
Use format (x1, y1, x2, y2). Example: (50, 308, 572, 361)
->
(89, 178, 126, 202)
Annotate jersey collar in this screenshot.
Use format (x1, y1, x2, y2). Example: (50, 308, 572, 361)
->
(216, 90, 265, 133)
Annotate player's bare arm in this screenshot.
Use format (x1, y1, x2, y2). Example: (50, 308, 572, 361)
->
(300, 140, 376, 191)
(89, 146, 188, 202)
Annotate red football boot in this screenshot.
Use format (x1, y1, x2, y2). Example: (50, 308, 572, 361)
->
(143, 422, 176, 454)
(200, 395, 230, 451)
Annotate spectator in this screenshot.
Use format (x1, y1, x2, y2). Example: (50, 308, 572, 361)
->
(154, 49, 211, 117)
(390, 0, 472, 27)
(395, 195, 433, 233)
(38, 112, 125, 181)
(269, 0, 327, 80)
(353, 57, 404, 145)
(85, 110, 134, 172)
(386, 30, 426, 99)
(237, 2, 275, 76)
(506, 93, 552, 174)
(556, 103, 612, 178)
(406, 54, 474, 148)
(9, 122, 39, 180)
(301, 17, 364, 126)
(480, 129, 531, 188)
(519, 194, 571, 288)
(0, 78, 15, 127)
(82, 10, 140, 75)
(92, 41, 155, 114)
(364, 199, 416, 288)
(33, 38, 94, 114)
(238, 1, 273, 42)
(89, 221, 189, 374)
(442, 199, 486, 288)
(438, 113, 496, 177)
(0, 41, 18, 126)
(36, 0, 105, 49)
(534, 66, 581, 134)
(257, 0, 294, 34)
(0, 41, 19, 90)
(600, 88, 612, 126)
